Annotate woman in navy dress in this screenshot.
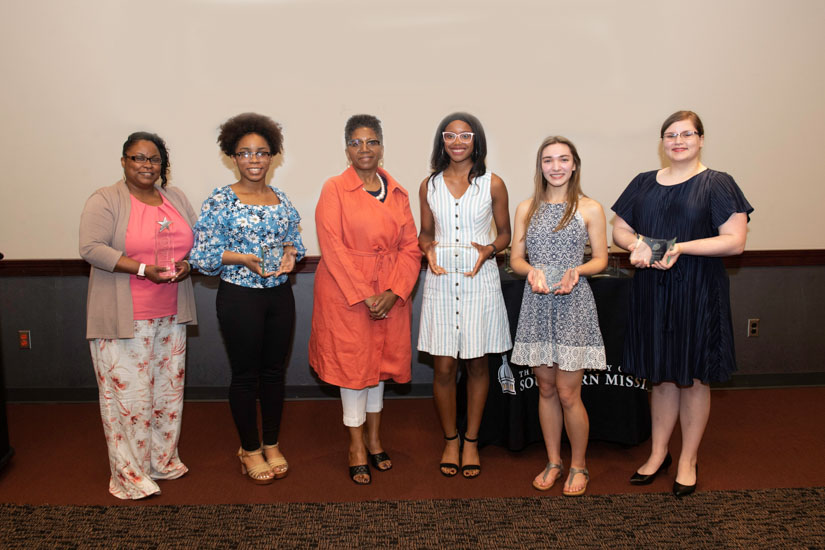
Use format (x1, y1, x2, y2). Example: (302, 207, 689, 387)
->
(612, 111, 753, 497)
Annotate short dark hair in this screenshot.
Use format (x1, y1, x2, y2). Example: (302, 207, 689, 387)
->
(217, 113, 284, 157)
(345, 114, 383, 143)
(122, 131, 170, 188)
(660, 110, 704, 138)
(429, 112, 487, 185)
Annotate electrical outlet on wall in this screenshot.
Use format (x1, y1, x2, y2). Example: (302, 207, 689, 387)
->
(18, 330, 32, 349)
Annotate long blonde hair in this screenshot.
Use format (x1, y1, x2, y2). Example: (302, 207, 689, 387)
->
(522, 136, 584, 239)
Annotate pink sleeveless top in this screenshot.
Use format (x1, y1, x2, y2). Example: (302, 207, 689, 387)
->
(125, 194, 194, 320)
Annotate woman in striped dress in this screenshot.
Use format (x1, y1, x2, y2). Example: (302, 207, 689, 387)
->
(417, 112, 512, 478)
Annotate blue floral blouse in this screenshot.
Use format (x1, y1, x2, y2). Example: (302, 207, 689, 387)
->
(191, 185, 306, 288)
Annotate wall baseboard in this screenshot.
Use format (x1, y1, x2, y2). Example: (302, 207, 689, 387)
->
(2, 250, 824, 277)
(711, 372, 825, 389)
(4, 383, 436, 403)
(5, 375, 823, 403)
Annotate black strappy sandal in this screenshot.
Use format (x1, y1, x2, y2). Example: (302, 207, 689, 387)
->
(440, 433, 460, 477)
(461, 435, 481, 479)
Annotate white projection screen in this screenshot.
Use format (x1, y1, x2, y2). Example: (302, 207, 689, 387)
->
(2, 0, 824, 258)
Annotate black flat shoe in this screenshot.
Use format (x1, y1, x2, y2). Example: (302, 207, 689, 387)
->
(673, 464, 698, 498)
(629, 452, 672, 485)
(349, 464, 371, 485)
(368, 451, 392, 471)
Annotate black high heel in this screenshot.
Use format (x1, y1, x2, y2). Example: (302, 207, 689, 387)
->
(349, 463, 371, 485)
(673, 464, 698, 498)
(629, 452, 672, 485)
(461, 435, 481, 479)
(439, 433, 460, 477)
(368, 451, 392, 472)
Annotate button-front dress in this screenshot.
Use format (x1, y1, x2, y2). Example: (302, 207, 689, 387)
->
(417, 172, 512, 359)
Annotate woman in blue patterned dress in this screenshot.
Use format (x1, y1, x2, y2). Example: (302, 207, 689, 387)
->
(613, 111, 752, 497)
(510, 136, 608, 496)
(418, 112, 511, 478)
(191, 113, 306, 485)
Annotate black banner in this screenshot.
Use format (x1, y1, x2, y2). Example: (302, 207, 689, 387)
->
(459, 271, 650, 450)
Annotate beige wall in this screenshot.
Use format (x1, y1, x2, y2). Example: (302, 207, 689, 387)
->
(2, 0, 823, 258)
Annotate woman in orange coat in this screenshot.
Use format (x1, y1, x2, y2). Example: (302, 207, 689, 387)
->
(309, 114, 421, 485)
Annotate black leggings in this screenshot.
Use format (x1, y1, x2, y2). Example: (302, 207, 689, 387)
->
(216, 280, 295, 451)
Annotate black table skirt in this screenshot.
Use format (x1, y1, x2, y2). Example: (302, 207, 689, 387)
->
(458, 272, 651, 450)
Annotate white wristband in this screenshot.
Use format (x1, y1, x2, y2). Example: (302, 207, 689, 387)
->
(137, 263, 147, 278)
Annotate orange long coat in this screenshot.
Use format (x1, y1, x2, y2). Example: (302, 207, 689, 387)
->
(308, 167, 422, 389)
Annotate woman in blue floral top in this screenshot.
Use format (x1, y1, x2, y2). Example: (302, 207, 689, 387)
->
(191, 112, 305, 485)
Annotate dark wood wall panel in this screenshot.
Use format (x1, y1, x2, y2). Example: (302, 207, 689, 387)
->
(1, 250, 823, 277)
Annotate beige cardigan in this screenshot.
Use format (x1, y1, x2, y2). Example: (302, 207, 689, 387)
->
(79, 180, 198, 339)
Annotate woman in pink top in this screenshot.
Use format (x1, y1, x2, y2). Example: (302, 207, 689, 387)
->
(79, 131, 197, 499)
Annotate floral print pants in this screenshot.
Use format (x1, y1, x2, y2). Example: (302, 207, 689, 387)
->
(90, 315, 188, 499)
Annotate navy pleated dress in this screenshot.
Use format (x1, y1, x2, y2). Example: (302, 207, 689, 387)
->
(612, 169, 753, 385)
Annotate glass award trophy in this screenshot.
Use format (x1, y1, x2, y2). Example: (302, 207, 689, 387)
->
(435, 243, 477, 273)
(533, 263, 566, 291)
(154, 216, 176, 279)
(636, 236, 677, 263)
(260, 241, 292, 275)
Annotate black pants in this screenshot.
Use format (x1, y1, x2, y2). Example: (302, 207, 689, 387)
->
(216, 280, 295, 451)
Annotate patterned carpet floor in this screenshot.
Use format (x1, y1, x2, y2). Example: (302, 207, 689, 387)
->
(2, 487, 823, 549)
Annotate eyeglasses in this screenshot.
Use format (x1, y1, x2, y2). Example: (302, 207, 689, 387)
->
(662, 131, 701, 140)
(346, 138, 381, 148)
(234, 151, 272, 160)
(126, 154, 162, 165)
(442, 132, 474, 143)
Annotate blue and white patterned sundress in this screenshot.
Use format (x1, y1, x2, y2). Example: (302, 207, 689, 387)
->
(510, 202, 606, 371)
(417, 172, 512, 359)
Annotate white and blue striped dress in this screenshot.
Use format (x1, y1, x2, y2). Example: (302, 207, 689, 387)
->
(417, 172, 512, 359)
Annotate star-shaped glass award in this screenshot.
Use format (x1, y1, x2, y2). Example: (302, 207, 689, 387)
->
(155, 216, 176, 278)
(157, 217, 172, 232)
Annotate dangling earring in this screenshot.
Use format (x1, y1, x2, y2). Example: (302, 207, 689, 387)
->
(379, 159, 384, 167)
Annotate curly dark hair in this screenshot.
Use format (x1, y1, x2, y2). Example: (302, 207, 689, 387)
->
(429, 112, 487, 185)
(344, 114, 383, 143)
(217, 113, 284, 157)
(122, 131, 171, 188)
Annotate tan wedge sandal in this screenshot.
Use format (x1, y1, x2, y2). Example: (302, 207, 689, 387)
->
(238, 447, 275, 485)
(263, 443, 289, 479)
